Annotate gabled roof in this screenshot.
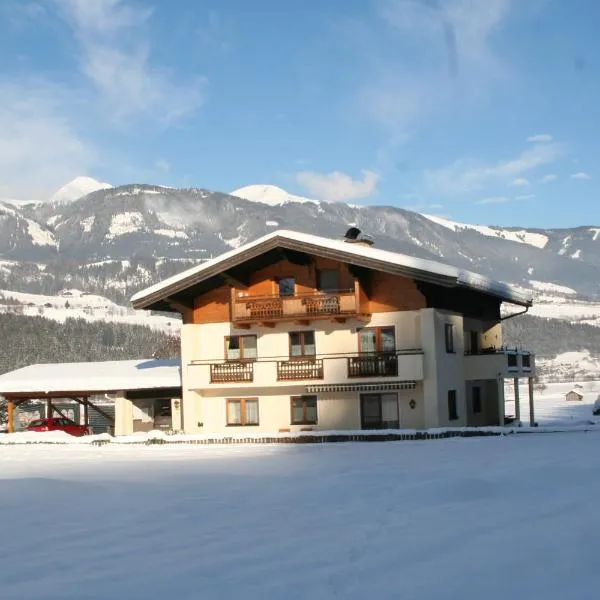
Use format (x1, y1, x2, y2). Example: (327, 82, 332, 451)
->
(130, 230, 533, 309)
(0, 359, 181, 396)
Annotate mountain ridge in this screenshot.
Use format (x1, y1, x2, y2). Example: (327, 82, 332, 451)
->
(1, 180, 600, 304)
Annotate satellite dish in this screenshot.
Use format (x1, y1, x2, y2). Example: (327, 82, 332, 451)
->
(344, 227, 361, 240)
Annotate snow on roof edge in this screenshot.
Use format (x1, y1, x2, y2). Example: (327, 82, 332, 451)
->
(0, 358, 181, 395)
(130, 229, 533, 307)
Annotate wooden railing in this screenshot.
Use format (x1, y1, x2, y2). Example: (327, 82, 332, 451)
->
(277, 359, 324, 381)
(233, 290, 358, 323)
(347, 353, 398, 378)
(210, 362, 254, 383)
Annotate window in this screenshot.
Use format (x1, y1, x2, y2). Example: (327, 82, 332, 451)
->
(278, 277, 296, 297)
(289, 331, 316, 358)
(360, 393, 399, 429)
(472, 387, 482, 414)
(470, 331, 479, 354)
(291, 395, 318, 425)
(226, 398, 259, 426)
(448, 390, 458, 421)
(358, 326, 396, 354)
(317, 269, 340, 292)
(445, 323, 455, 353)
(225, 335, 257, 361)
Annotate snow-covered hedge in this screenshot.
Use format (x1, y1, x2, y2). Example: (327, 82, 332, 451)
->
(1, 424, 599, 445)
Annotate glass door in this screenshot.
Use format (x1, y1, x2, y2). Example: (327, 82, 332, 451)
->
(360, 393, 399, 429)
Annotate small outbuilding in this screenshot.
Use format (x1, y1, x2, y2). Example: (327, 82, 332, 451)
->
(0, 358, 182, 435)
(565, 389, 584, 402)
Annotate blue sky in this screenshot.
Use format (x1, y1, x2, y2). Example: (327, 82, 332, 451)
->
(0, 0, 598, 227)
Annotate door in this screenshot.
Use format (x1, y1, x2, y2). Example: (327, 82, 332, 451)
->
(360, 393, 399, 429)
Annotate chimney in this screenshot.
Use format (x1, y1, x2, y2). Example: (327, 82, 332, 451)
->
(343, 227, 374, 247)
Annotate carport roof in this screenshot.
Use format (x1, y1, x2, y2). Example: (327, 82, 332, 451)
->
(0, 359, 181, 397)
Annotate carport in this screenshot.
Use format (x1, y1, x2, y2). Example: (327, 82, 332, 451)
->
(0, 359, 182, 434)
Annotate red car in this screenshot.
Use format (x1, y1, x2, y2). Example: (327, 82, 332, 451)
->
(26, 417, 92, 437)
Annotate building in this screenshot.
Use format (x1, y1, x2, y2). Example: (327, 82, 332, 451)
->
(565, 389, 584, 402)
(128, 229, 536, 435)
(0, 359, 181, 434)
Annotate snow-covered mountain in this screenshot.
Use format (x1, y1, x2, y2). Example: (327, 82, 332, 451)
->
(231, 184, 317, 206)
(49, 176, 113, 205)
(3, 180, 600, 305)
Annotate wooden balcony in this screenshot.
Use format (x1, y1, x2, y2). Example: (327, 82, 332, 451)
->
(210, 362, 254, 383)
(347, 353, 398, 378)
(232, 290, 362, 325)
(277, 359, 324, 381)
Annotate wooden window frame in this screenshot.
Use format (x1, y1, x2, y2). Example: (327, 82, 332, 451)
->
(289, 330, 316, 360)
(445, 323, 455, 354)
(290, 395, 318, 425)
(472, 386, 482, 414)
(224, 335, 258, 362)
(357, 326, 396, 354)
(226, 397, 259, 426)
(317, 268, 340, 292)
(448, 389, 458, 421)
(277, 276, 296, 297)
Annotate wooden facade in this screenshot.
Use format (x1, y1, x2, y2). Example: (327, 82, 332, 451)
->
(190, 255, 434, 326)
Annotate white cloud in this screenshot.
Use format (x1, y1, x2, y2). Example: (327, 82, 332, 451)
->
(511, 177, 530, 187)
(361, 0, 512, 137)
(476, 196, 512, 205)
(0, 80, 94, 201)
(59, 0, 204, 124)
(155, 159, 171, 173)
(527, 134, 553, 143)
(422, 141, 564, 197)
(296, 169, 380, 202)
(476, 193, 535, 205)
(540, 173, 557, 183)
(571, 172, 591, 180)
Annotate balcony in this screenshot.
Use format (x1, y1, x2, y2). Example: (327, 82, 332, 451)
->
(347, 353, 398, 378)
(277, 359, 324, 381)
(188, 352, 424, 390)
(210, 361, 254, 383)
(232, 290, 362, 325)
(464, 348, 535, 380)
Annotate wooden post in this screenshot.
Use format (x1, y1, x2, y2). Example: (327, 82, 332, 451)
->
(528, 377, 535, 427)
(7, 400, 14, 433)
(83, 398, 89, 427)
(47, 398, 53, 419)
(513, 377, 521, 423)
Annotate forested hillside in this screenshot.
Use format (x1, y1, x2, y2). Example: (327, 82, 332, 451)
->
(503, 315, 600, 358)
(0, 314, 179, 375)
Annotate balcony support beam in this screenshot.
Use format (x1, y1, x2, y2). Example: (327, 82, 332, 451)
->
(513, 377, 521, 423)
(528, 376, 535, 427)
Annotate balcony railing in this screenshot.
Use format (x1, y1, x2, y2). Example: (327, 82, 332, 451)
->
(233, 290, 359, 323)
(210, 361, 254, 383)
(347, 353, 398, 378)
(277, 359, 324, 381)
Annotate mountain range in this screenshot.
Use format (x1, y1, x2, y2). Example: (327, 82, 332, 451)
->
(1, 177, 599, 305)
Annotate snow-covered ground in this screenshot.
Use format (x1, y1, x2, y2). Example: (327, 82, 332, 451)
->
(0, 288, 180, 332)
(506, 380, 600, 425)
(1, 433, 599, 600)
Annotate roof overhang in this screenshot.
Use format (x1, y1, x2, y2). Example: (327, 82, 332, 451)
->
(131, 231, 533, 311)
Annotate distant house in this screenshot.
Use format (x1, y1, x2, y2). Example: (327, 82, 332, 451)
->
(566, 389, 584, 402)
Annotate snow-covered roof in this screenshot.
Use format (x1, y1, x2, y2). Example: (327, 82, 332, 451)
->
(131, 230, 533, 309)
(0, 359, 181, 396)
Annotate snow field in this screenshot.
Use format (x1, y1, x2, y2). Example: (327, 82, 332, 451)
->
(1, 434, 600, 599)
